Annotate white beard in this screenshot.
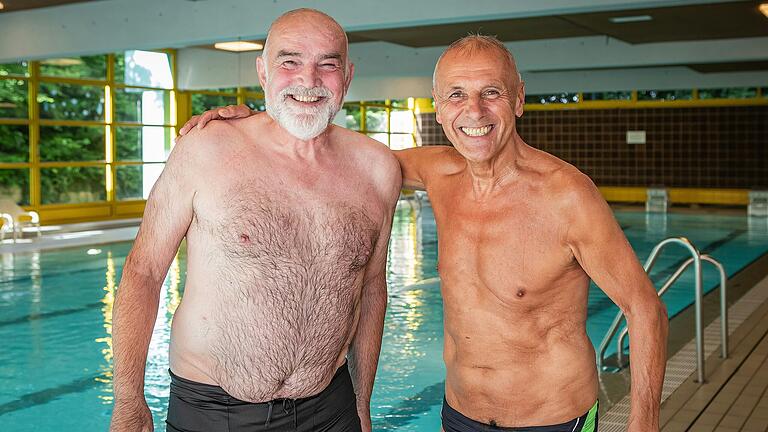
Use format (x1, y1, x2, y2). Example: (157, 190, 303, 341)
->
(265, 85, 340, 141)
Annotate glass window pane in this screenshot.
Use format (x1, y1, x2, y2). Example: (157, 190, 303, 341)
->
(367, 133, 388, 145)
(698, 87, 757, 99)
(0, 169, 30, 206)
(116, 164, 164, 200)
(0, 78, 28, 118)
(245, 98, 266, 112)
(115, 51, 173, 89)
(0, 62, 29, 77)
(637, 89, 693, 101)
(41, 166, 106, 204)
(344, 104, 360, 130)
(525, 93, 580, 104)
(365, 107, 388, 132)
(116, 126, 172, 162)
(390, 110, 414, 133)
(0, 125, 29, 163)
(38, 82, 105, 121)
(582, 91, 632, 101)
(191, 94, 238, 116)
(39, 126, 105, 162)
(244, 86, 263, 93)
(389, 133, 415, 150)
(39, 55, 107, 80)
(115, 88, 170, 124)
(390, 99, 409, 108)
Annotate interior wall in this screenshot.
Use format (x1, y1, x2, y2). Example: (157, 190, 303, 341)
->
(416, 106, 768, 189)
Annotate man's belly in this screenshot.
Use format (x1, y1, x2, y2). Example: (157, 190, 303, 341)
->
(443, 333, 598, 427)
(168, 287, 357, 402)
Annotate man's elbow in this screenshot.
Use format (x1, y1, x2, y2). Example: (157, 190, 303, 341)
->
(627, 296, 669, 335)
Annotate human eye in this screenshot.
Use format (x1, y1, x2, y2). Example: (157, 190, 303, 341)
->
(483, 89, 501, 98)
(319, 62, 340, 71)
(281, 59, 298, 68)
(448, 91, 464, 100)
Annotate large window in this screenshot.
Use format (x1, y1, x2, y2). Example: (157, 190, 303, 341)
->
(0, 51, 175, 218)
(525, 86, 767, 110)
(342, 99, 416, 150)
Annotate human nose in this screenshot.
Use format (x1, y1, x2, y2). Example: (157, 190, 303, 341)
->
(466, 94, 484, 119)
(297, 64, 321, 87)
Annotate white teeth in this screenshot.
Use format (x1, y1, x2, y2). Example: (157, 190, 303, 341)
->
(460, 125, 492, 137)
(292, 95, 320, 103)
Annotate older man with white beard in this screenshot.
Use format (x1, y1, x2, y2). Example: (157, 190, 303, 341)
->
(109, 8, 401, 432)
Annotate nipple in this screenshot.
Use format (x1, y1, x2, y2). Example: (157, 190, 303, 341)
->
(239, 234, 251, 243)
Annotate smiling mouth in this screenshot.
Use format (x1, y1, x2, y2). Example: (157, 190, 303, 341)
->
(459, 125, 493, 137)
(289, 95, 323, 103)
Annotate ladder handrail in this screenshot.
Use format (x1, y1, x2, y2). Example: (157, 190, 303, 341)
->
(597, 237, 706, 383)
(615, 254, 728, 368)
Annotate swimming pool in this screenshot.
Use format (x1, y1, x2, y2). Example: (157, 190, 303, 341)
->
(1, 206, 767, 431)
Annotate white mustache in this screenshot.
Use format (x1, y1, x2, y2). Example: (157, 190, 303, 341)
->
(280, 85, 333, 99)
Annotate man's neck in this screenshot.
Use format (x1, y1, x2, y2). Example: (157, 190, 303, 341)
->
(266, 117, 333, 161)
(464, 135, 525, 201)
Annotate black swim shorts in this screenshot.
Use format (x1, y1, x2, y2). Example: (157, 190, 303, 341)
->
(442, 397, 598, 432)
(166, 362, 361, 432)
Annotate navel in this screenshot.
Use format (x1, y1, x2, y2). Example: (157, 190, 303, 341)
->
(516, 288, 526, 298)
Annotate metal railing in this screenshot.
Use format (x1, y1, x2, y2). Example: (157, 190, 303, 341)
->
(597, 237, 728, 384)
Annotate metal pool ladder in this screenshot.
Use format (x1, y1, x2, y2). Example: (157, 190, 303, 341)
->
(596, 237, 728, 384)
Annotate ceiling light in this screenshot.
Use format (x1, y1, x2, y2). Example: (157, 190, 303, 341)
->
(0, 2, 4, 10)
(41, 58, 84, 66)
(609, 15, 653, 24)
(760, 3, 768, 18)
(214, 41, 264, 52)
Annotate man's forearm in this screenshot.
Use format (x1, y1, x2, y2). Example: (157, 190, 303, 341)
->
(348, 278, 387, 416)
(626, 300, 669, 431)
(112, 271, 163, 400)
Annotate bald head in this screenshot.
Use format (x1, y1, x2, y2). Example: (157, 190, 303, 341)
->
(433, 35, 520, 89)
(262, 8, 349, 72)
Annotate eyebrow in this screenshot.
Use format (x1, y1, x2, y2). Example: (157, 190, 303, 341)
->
(319, 53, 343, 61)
(276, 50, 301, 58)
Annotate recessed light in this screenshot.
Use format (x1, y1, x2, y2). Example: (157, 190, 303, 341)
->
(0, 2, 5, 10)
(214, 41, 264, 52)
(609, 15, 653, 24)
(760, 3, 768, 18)
(41, 58, 84, 66)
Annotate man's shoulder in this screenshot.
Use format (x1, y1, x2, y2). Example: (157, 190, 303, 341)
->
(331, 126, 402, 196)
(524, 148, 600, 203)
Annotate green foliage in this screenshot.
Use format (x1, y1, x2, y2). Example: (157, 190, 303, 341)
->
(0, 62, 29, 77)
(39, 55, 106, 80)
(191, 93, 238, 116)
(344, 104, 361, 130)
(699, 87, 757, 99)
(0, 79, 28, 118)
(39, 126, 104, 161)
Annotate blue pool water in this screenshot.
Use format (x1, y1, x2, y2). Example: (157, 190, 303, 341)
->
(1, 206, 767, 431)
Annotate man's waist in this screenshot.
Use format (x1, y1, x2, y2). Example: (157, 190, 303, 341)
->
(169, 359, 351, 404)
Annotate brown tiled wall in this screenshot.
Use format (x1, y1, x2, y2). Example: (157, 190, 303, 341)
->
(416, 106, 768, 188)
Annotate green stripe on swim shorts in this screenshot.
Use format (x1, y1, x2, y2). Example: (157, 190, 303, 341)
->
(581, 401, 599, 432)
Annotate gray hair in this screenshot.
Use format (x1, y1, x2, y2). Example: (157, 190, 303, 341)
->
(432, 34, 521, 88)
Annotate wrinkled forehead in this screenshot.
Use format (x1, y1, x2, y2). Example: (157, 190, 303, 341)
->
(266, 15, 348, 61)
(435, 49, 518, 90)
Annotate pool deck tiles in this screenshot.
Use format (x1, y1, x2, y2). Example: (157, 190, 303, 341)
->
(601, 273, 768, 431)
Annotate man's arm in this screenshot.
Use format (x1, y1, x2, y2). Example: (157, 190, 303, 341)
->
(177, 105, 255, 137)
(565, 173, 668, 432)
(347, 156, 401, 432)
(109, 140, 196, 432)
(393, 145, 453, 190)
